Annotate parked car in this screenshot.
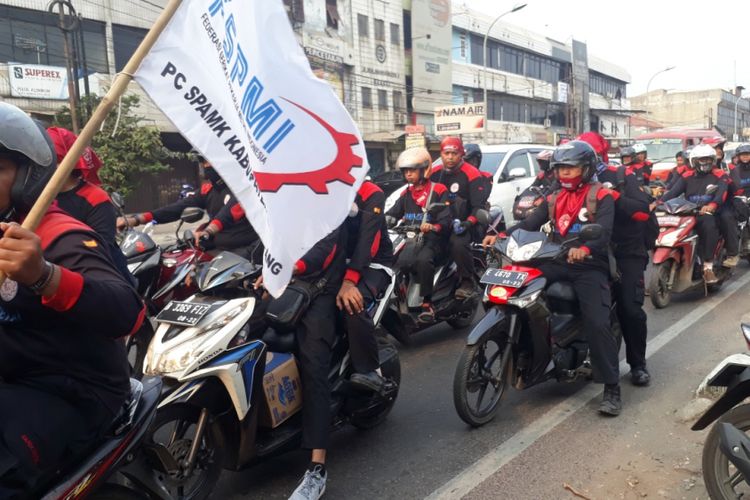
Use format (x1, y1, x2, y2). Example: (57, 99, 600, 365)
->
(385, 144, 555, 226)
(372, 169, 407, 197)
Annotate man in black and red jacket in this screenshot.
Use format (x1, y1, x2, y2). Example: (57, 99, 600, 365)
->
(485, 141, 622, 416)
(0, 103, 145, 496)
(338, 179, 394, 392)
(630, 143, 652, 187)
(117, 157, 260, 261)
(660, 144, 728, 283)
(432, 136, 490, 299)
(727, 144, 750, 224)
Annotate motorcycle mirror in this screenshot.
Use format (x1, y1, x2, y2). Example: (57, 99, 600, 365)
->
(579, 224, 603, 242)
(111, 192, 124, 210)
(474, 209, 491, 225)
(742, 323, 750, 347)
(180, 207, 205, 223)
(183, 229, 195, 243)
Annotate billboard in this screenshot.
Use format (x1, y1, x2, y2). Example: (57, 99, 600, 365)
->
(8, 63, 69, 100)
(411, 0, 453, 115)
(434, 103, 485, 135)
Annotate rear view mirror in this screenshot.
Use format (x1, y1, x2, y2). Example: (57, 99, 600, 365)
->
(508, 167, 526, 179)
(180, 207, 205, 223)
(474, 209, 491, 225)
(111, 192, 124, 209)
(579, 224, 603, 242)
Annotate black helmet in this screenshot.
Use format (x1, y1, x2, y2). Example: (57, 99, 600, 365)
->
(463, 143, 482, 168)
(0, 103, 56, 219)
(736, 143, 750, 156)
(620, 146, 636, 165)
(551, 140, 597, 182)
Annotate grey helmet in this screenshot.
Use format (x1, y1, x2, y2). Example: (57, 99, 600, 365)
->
(0, 103, 56, 218)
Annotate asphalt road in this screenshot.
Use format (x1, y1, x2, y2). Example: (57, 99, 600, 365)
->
(211, 265, 750, 500)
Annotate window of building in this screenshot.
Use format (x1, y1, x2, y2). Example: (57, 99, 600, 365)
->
(378, 89, 388, 109)
(374, 19, 385, 41)
(459, 33, 467, 59)
(282, 0, 305, 24)
(112, 24, 147, 72)
(325, 0, 340, 30)
(362, 87, 372, 108)
(357, 14, 369, 37)
(470, 35, 484, 65)
(525, 54, 542, 80)
(390, 22, 400, 45)
(393, 90, 404, 111)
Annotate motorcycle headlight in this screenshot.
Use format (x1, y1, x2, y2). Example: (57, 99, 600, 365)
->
(506, 238, 543, 262)
(508, 289, 542, 308)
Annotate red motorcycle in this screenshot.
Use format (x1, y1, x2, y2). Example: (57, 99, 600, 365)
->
(648, 198, 730, 308)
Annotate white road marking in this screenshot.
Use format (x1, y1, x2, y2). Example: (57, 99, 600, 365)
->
(425, 271, 750, 500)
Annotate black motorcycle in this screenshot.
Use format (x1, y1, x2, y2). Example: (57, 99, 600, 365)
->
(452, 225, 621, 427)
(692, 321, 750, 499)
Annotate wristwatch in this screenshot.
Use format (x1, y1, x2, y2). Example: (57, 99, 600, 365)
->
(28, 261, 55, 294)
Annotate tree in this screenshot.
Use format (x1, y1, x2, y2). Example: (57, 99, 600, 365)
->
(54, 94, 175, 197)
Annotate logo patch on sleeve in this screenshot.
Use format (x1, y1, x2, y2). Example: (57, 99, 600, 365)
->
(83, 239, 98, 248)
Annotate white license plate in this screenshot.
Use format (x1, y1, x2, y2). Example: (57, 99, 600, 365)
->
(156, 301, 215, 326)
(480, 268, 529, 288)
(657, 216, 681, 227)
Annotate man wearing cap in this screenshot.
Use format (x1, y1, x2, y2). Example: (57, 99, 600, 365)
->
(432, 136, 490, 299)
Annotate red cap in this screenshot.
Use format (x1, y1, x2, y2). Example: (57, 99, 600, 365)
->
(576, 132, 610, 163)
(47, 126, 103, 186)
(440, 136, 464, 155)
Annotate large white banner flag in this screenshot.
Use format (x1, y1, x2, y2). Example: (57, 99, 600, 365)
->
(135, 0, 367, 296)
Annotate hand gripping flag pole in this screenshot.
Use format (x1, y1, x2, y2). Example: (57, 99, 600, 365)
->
(0, 0, 183, 285)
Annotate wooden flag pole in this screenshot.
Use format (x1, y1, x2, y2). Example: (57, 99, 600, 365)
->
(0, 0, 183, 284)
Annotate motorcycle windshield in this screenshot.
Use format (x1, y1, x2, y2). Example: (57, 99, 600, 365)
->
(120, 229, 158, 259)
(663, 198, 698, 214)
(196, 251, 260, 291)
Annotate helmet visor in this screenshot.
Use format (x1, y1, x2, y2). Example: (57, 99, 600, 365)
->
(0, 103, 53, 167)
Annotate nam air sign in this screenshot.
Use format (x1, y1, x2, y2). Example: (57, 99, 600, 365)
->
(434, 103, 485, 135)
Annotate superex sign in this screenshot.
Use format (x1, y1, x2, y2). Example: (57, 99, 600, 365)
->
(135, 0, 368, 297)
(8, 63, 68, 99)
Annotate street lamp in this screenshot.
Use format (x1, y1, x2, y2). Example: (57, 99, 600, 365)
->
(482, 3, 528, 123)
(644, 65, 676, 131)
(734, 88, 746, 141)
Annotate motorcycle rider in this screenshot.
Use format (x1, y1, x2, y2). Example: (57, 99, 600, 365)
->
(483, 141, 622, 415)
(531, 150, 557, 191)
(666, 150, 691, 189)
(338, 179, 394, 393)
(47, 127, 133, 285)
(630, 143, 652, 186)
(432, 136, 490, 299)
(463, 143, 483, 168)
(725, 143, 750, 253)
(581, 134, 653, 387)
(659, 144, 728, 283)
(386, 147, 451, 322)
(116, 156, 261, 262)
(0, 103, 145, 497)
(703, 136, 728, 169)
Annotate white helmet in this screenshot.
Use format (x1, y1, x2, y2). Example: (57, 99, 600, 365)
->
(632, 143, 647, 154)
(689, 144, 717, 174)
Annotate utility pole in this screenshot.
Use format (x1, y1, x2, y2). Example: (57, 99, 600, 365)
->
(50, 0, 80, 133)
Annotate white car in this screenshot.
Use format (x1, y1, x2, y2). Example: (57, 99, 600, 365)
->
(385, 144, 555, 226)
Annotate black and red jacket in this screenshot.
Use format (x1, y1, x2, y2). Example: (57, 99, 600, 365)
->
(726, 162, 750, 197)
(56, 178, 132, 281)
(597, 165, 651, 258)
(666, 164, 690, 189)
(143, 180, 258, 250)
(512, 182, 616, 267)
(630, 161, 652, 186)
(0, 207, 145, 416)
(343, 181, 394, 285)
(386, 180, 452, 243)
(531, 170, 558, 193)
(661, 168, 728, 210)
(431, 162, 490, 224)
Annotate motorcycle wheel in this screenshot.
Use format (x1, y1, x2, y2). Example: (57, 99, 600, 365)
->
(648, 261, 672, 309)
(453, 327, 512, 427)
(702, 403, 750, 499)
(148, 404, 224, 500)
(351, 338, 402, 430)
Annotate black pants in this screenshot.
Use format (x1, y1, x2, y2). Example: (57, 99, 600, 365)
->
(397, 241, 443, 299)
(696, 213, 721, 261)
(719, 207, 739, 256)
(296, 292, 337, 451)
(449, 231, 475, 282)
(615, 256, 648, 369)
(344, 268, 391, 374)
(538, 262, 620, 385)
(0, 376, 113, 498)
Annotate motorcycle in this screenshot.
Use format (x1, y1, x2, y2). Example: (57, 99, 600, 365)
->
(692, 321, 750, 499)
(381, 207, 487, 345)
(119, 206, 213, 376)
(142, 252, 401, 499)
(452, 224, 621, 427)
(648, 198, 730, 309)
(37, 377, 168, 500)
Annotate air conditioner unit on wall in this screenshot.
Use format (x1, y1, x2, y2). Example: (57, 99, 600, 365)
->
(543, 118, 551, 128)
(394, 112, 407, 125)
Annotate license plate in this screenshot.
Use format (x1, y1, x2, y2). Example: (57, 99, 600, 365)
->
(156, 301, 215, 326)
(480, 268, 529, 288)
(657, 216, 681, 227)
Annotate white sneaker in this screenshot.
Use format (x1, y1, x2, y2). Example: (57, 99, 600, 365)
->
(723, 255, 740, 267)
(289, 465, 327, 500)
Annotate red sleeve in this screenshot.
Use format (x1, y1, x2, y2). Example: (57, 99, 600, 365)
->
(41, 266, 84, 312)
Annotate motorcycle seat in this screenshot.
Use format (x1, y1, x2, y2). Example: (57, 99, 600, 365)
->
(546, 281, 578, 303)
(262, 327, 297, 353)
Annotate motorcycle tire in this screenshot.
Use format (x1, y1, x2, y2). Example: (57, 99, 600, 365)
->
(648, 261, 673, 309)
(147, 404, 224, 500)
(453, 327, 512, 427)
(351, 339, 402, 430)
(702, 403, 750, 499)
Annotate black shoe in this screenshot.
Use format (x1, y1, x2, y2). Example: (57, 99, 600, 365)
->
(598, 384, 622, 416)
(350, 371, 385, 393)
(455, 279, 475, 299)
(630, 366, 651, 386)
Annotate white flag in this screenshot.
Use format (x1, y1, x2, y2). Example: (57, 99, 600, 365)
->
(135, 0, 367, 297)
